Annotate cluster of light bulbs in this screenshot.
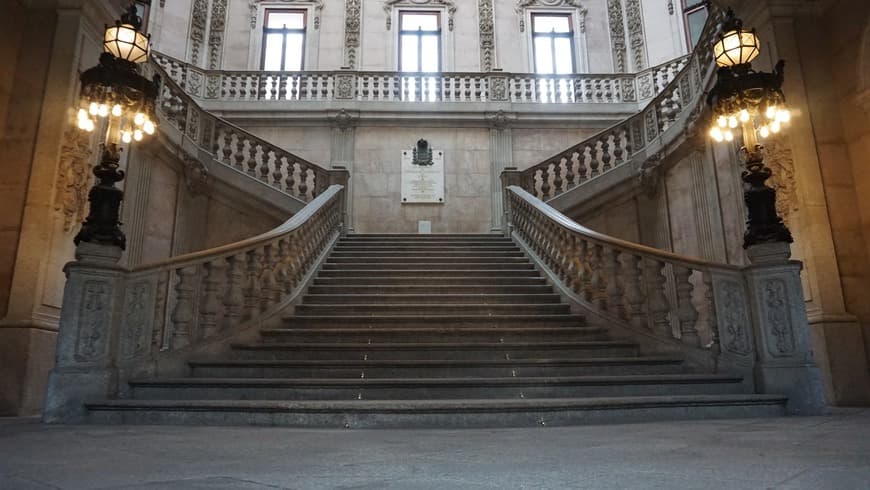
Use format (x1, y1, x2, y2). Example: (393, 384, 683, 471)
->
(709, 105, 791, 143)
(77, 101, 156, 143)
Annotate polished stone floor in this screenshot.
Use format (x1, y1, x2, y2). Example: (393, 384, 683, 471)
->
(1, 409, 869, 489)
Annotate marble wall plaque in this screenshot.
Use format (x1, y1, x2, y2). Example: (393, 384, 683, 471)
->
(401, 147, 445, 204)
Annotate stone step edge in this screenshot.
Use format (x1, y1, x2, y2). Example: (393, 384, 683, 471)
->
(188, 356, 684, 368)
(282, 314, 585, 321)
(260, 326, 602, 335)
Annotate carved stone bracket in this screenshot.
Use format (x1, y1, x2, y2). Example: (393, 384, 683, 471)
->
(516, 0, 587, 33)
(55, 129, 95, 233)
(182, 155, 211, 196)
(486, 110, 516, 130)
(384, 0, 456, 31)
(249, 0, 324, 29)
(637, 151, 664, 198)
(330, 109, 359, 130)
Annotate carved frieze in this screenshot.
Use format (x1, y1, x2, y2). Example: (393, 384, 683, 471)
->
(763, 278, 797, 357)
(479, 0, 495, 71)
(249, 0, 324, 29)
(716, 280, 753, 357)
(384, 0, 456, 31)
(189, 0, 209, 65)
(625, 0, 646, 70)
(345, 0, 361, 68)
(75, 280, 112, 363)
(207, 0, 228, 70)
(55, 129, 94, 234)
(121, 281, 154, 360)
(516, 0, 587, 33)
(607, 0, 626, 73)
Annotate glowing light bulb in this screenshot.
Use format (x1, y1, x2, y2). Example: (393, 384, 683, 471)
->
(717, 115, 728, 128)
(759, 126, 770, 139)
(84, 119, 95, 132)
(777, 109, 791, 123)
(133, 129, 143, 141)
(77, 118, 88, 130)
(709, 127, 724, 142)
(739, 109, 750, 123)
(143, 120, 155, 135)
(766, 105, 777, 120)
(89, 102, 99, 116)
(724, 130, 734, 142)
(111, 104, 122, 117)
(771, 121, 781, 133)
(121, 131, 132, 144)
(728, 116, 739, 129)
(134, 113, 145, 126)
(77, 108, 88, 120)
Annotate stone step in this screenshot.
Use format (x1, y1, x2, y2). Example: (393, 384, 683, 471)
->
(229, 340, 639, 360)
(279, 314, 587, 329)
(127, 374, 748, 401)
(316, 269, 541, 278)
(258, 326, 605, 343)
(326, 256, 530, 264)
(341, 234, 506, 239)
(312, 276, 548, 286)
(299, 293, 563, 305)
(85, 394, 789, 428)
(337, 240, 514, 247)
(333, 245, 521, 252)
(294, 303, 572, 316)
(330, 250, 526, 258)
(188, 357, 686, 379)
(322, 263, 536, 271)
(307, 285, 555, 295)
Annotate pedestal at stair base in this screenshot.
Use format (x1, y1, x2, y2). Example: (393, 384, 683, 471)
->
(43, 243, 126, 423)
(745, 242, 828, 415)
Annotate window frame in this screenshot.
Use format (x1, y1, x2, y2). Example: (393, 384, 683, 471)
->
(682, 0, 709, 49)
(260, 8, 308, 71)
(397, 10, 442, 73)
(530, 12, 577, 75)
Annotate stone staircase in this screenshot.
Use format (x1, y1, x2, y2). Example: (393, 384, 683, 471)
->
(86, 234, 787, 427)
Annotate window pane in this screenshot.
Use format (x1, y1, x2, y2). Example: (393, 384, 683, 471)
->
(401, 35, 419, 72)
(263, 34, 284, 70)
(686, 9, 708, 47)
(284, 33, 304, 70)
(554, 38, 573, 73)
(420, 35, 439, 72)
(401, 13, 439, 31)
(534, 37, 554, 74)
(267, 11, 304, 29)
(533, 15, 570, 33)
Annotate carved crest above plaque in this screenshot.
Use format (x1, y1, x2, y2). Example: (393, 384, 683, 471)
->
(401, 140, 444, 203)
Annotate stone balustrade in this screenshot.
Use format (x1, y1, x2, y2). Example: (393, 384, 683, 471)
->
(44, 184, 348, 422)
(520, 6, 725, 201)
(147, 60, 332, 203)
(151, 52, 686, 106)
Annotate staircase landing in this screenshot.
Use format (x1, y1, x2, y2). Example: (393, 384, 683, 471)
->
(87, 234, 786, 427)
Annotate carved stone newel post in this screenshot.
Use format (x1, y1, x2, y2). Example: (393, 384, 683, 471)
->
(43, 243, 127, 422)
(500, 167, 523, 236)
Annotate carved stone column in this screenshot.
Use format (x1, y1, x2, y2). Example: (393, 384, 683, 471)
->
(43, 243, 127, 423)
(488, 110, 514, 232)
(744, 242, 828, 415)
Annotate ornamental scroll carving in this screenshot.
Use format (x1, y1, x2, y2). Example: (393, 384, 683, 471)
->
(763, 278, 797, 356)
(249, 0, 324, 29)
(182, 155, 211, 196)
(384, 0, 456, 31)
(607, 0, 626, 73)
(55, 129, 94, 233)
(345, 0, 361, 68)
(189, 0, 208, 65)
(763, 138, 798, 227)
(75, 280, 111, 362)
(516, 0, 587, 33)
(207, 0, 228, 69)
(479, 0, 495, 71)
(716, 280, 753, 357)
(121, 281, 154, 360)
(625, 0, 647, 70)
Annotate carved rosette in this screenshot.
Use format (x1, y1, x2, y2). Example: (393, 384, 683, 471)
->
(189, 0, 209, 65)
(385, 0, 456, 31)
(55, 129, 94, 233)
(345, 0, 361, 69)
(625, 0, 646, 70)
(607, 0, 627, 73)
(479, 0, 495, 71)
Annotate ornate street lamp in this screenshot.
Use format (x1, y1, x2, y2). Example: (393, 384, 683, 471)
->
(74, 3, 160, 249)
(707, 8, 793, 248)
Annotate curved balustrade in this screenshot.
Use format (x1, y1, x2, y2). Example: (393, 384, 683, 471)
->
(505, 185, 756, 366)
(152, 51, 686, 105)
(521, 6, 726, 201)
(125, 185, 344, 357)
(147, 60, 332, 203)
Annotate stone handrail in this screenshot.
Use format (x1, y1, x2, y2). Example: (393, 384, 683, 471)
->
(520, 6, 726, 201)
(151, 51, 686, 106)
(147, 59, 333, 203)
(501, 182, 828, 415)
(45, 184, 347, 421)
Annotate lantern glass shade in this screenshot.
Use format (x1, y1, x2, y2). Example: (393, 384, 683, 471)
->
(714, 29, 760, 67)
(104, 23, 149, 63)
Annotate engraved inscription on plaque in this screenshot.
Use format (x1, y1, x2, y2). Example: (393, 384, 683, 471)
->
(401, 139, 445, 204)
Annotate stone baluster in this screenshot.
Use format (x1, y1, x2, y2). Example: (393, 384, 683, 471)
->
(600, 136, 612, 173)
(589, 244, 606, 309)
(233, 136, 246, 172)
(703, 271, 719, 354)
(620, 253, 645, 326)
(644, 258, 671, 337)
(552, 160, 563, 195)
(612, 130, 625, 166)
(298, 166, 310, 200)
(245, 140, 258, 177)
(221, 130, 233, 165)
(285, 161, 297, 197)
(199, 260, 223, 339)
(576, 239, 591, 301)
(223, 254, 245, 330)
(243, 249, 263, 317)
(603, 247, 622, 316)
(259, 244, 281, 309)
(257, 144, 271, 183)
(589, 142, 601, 177)
(170, 265, 198, 349)
(673, 265, 700, 347)
(564, 155, 576, 189)
(539, 167, 550, 200)
(268, 150, 281, 187)
(577, 147, 589, 183)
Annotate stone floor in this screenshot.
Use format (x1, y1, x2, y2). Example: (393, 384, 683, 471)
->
(1, 409, 869, 489)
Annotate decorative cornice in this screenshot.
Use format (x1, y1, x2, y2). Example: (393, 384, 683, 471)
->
(515, 0, 587, 33)
(384, 0, 456, 31)
(248, 0, 324, 29)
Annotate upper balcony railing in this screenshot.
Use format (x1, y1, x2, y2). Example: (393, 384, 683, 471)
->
(151, 52, 687, 106)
